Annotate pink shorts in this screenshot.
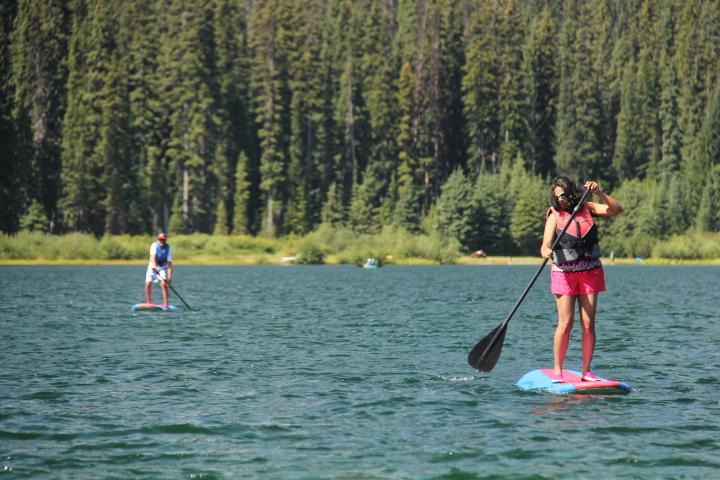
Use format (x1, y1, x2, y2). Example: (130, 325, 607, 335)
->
(550, 267, 606, 296)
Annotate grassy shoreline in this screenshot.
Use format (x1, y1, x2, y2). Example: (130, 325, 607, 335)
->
(2, 256, 713, 266)
(3, 231, 720, 266)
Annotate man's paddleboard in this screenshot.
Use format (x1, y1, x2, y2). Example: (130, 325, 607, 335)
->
(131, 303, 180, 311)
(516, 369, 631, 395)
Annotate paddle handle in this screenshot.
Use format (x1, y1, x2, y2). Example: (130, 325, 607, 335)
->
(475, 189, 591, 365)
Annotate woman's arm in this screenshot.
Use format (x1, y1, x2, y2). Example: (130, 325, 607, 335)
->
(585, 181, 624, 217)
(540, 213, 557, 259)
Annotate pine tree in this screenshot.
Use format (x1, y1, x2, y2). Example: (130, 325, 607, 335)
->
(698, 1, 720, 106)
(0, 0, 23, 233)
(613, 0, 662, 183)
(656, 50, 682, 175)
(11, 0, 69, 232)
(497, 0, 527, 168)
(392, 177, 420, 233)
(117, 0, 168, 233)
(251, 0, 291, 238)
(614, 55, 659, 182)
(593, 0, 620, 179)
(393, 0, 421, 69)
(212, 0, 252, 236)
(213, 198, 229, 235)
(602, 178, 658, 257)
(462, 0, 500, 174)
(356, 0, 397, 216)
(321, 181, 345, 225)
(473, 172, 509, 255)
(6, 0, 720, 246)
(674, 0, 703, 163)
(395, 62, 416, 179)
(60, 0, 143, 236)
(433, 167, 479, 251)
(336, 58, 360, 192)
(160, 0, 218, 234)
(285, 0, 323, 235)
(60, 0, 110, 234)
(412, 0, 436, 205)
(437, 0, 467, 178)
(19, 199, 50, 232)
(310, 0, 343, 225)
(523, 4, 557, 176)
(319, 0, 360, 213)
(408, 0, 468, 207)
(99, 52, 139, 235)
(554, 0, 602, 182)
(696, 165, 720, 233)
(657, 172, 689, 236)
(508, 162, 545, 255)
(348, 179, 380, 234)
(232, 151, 252, 235)
(686, 79, 720, 212)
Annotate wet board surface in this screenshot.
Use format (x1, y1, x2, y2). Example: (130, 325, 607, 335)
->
(131, 303, 180, 311)
(516, 369, 631, 395)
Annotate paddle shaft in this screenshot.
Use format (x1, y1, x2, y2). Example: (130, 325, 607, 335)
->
(472, 189, 592, 368)
(157, 270, 191, 309)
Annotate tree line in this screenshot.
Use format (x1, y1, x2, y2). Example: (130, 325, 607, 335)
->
(1, 0, 719, 257)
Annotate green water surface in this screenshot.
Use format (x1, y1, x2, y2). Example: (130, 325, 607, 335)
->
(1, 265, 719, 479)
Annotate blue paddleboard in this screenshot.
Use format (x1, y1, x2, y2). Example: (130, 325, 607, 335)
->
(516, 369, 631, 395)
(131, 303, 180, 311)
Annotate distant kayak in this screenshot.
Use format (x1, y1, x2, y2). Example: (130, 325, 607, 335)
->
(363, 264, 378, 269)
(131, 303, 180, 311)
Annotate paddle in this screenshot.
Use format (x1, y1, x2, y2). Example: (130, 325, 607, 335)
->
(157, 270, 191, 309)
(467, 188, 592, 372)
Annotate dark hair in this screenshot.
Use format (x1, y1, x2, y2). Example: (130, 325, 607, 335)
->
(550, 176, 584, 211)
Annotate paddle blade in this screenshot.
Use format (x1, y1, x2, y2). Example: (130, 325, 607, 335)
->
(467, 323, 507, 372)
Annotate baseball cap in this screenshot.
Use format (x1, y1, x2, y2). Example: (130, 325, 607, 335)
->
(157, 233, 167, 239)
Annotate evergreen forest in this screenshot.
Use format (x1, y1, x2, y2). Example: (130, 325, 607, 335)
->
(2, 0, 720, 259)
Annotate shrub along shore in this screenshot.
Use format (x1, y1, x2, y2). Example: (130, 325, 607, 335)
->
(1, 228, 719, 266)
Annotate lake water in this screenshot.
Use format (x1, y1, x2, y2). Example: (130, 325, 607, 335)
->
(1, 265, 719, 479)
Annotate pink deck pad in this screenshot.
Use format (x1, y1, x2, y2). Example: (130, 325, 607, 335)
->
(539, 369, 621, 390)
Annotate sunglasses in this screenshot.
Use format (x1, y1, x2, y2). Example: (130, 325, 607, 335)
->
(554, 193, 567, 200)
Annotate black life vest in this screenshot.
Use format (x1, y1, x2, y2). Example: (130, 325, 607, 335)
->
(548, 204, 601, 264)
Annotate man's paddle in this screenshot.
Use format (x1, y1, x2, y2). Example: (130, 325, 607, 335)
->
(467, 188, 591, 372)
(157, 271, 191, 309)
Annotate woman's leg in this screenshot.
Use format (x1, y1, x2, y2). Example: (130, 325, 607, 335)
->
(577, 294, 598, 375)
(554, 294, 576, 375)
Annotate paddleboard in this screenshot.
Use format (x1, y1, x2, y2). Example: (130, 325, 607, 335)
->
(131, 303, 180, 311)
(516, 369, 631, 395)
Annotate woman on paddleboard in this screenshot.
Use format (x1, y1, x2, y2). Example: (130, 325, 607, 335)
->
(540, 176, 623, 383)
(145, 233, 173, 306)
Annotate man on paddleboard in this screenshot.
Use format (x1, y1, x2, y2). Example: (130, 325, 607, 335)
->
(145, 233, 173, 306)
(540, 177, 623, 384)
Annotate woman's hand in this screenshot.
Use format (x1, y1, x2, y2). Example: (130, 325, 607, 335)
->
(585, 180, 624, 216)
(584, 181, 600, 195)
(541, 246, 554, 259)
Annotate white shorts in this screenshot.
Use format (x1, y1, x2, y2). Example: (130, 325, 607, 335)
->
(146, 267, 169, 283)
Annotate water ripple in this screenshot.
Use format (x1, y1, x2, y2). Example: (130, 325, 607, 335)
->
(2, 265, 720, 478)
